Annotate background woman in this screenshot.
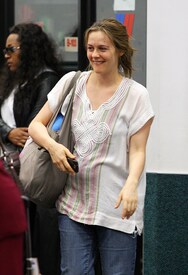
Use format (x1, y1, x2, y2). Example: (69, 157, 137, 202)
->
(0, 22, 63, 275)
(0, 22, 63, 150)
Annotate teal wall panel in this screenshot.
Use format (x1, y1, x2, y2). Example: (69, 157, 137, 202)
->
(144, 173, 188, 275)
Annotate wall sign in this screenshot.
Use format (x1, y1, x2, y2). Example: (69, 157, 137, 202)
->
(114, 0, 135, 11)
(64, 37, 78, 52)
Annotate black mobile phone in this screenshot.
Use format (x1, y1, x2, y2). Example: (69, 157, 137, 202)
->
(67, 157, 79, 173)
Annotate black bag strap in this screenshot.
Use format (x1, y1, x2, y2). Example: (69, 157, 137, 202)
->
(0, 139, 23, 192)
(0, 137, 6, 152)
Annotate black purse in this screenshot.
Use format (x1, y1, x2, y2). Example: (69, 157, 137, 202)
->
(0, 140, 22, 190)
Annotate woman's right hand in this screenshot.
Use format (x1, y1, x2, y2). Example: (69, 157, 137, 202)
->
(8, 127, 29, 147)
(48, 141, 76, 175)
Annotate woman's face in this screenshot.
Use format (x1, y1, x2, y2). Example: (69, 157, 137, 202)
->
(86, 30, 120, 75)
(4, 33, 21, 72)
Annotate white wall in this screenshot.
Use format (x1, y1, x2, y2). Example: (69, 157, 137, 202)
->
(146, 0, 188, 174)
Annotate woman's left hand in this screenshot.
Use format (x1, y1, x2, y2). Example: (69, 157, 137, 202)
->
(115, 179, 138, 219)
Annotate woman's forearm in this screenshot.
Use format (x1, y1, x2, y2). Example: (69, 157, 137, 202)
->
(127, 150, 146, 188)
(28, 121, 56, 151)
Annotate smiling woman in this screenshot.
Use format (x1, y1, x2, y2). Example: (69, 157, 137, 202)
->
(27, 18, 154, 275)
(86, 30, 120, 78)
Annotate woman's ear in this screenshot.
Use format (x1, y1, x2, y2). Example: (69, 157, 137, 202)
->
(119, 51, 124, 57)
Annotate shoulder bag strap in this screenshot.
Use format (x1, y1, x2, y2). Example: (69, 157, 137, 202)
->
(47, 70, 81, 130)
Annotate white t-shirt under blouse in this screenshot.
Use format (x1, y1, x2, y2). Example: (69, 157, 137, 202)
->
(48, 71, 154, 235)
(1, 88, 17, 128)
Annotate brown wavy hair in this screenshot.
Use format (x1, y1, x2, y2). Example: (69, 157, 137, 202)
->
(84, 18, 135, 77)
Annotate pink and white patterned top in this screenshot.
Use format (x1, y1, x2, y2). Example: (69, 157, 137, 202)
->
(48, 71, 154, 235)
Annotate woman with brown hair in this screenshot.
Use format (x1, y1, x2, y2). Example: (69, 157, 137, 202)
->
(29, 18, 154, 274)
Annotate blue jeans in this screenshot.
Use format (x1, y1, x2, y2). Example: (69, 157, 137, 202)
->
(58, 214, 137, 275)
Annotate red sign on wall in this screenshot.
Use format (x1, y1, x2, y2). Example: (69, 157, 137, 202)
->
(65, 37, 78, 52)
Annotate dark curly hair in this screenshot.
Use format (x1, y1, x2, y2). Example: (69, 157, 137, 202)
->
(0, 22, 63, 103)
